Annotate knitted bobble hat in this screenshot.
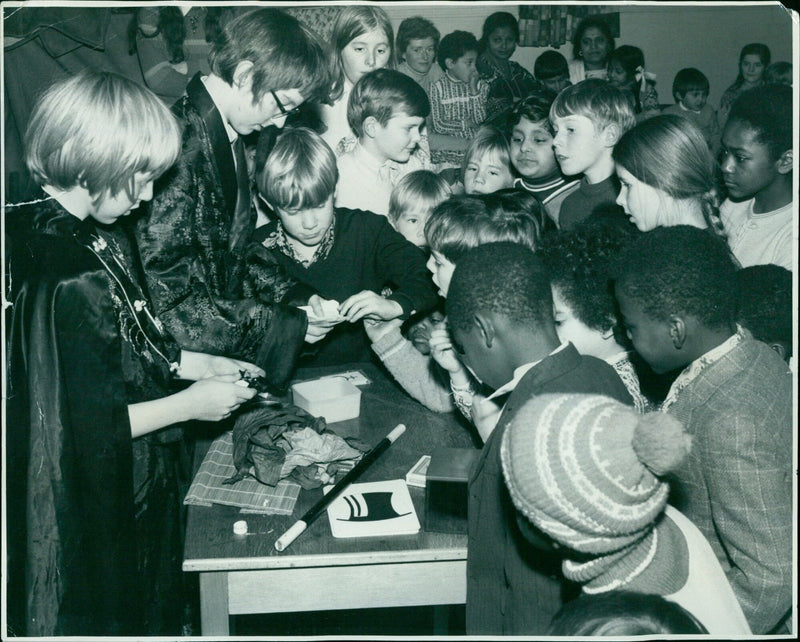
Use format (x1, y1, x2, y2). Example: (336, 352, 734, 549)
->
(500, 393, 691, 556)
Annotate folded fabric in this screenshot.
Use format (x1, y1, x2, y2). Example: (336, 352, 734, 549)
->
(184, 431, 301, 515)
(224, 400, 369, 489)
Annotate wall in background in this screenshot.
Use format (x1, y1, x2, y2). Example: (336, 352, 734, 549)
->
(382, 2, 794, 108)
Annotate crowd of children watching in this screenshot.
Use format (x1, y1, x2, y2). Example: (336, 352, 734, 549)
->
(5, 5, 794, 638)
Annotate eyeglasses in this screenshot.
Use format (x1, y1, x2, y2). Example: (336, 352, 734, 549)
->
(270, 90, 301, 120)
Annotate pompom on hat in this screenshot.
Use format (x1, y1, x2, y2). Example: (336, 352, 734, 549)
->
(500, 394, 691, 556)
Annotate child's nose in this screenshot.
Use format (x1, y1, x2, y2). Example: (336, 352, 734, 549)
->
(301, 213, 317, 229)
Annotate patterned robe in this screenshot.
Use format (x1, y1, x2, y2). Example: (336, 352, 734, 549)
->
(134, 73, 310, 391)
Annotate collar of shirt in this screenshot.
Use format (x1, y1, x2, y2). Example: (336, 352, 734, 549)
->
(201, 75, 238, 144)
(274, 215, 336, 268)
(353, 142, 396, 182)
(485, 342, 570, 402)
(660, 326, 747, 412)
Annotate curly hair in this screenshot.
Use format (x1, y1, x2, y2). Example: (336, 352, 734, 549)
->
(726, 84, 792, 160)
(539, 218, 637, 332)
(446, 242, 553, 332)
(612, 225, 737, 329)
(736, 264, 793, 347)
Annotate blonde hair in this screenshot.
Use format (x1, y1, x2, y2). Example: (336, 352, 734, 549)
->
(550, 78, 636, 133)
(25, 71, 181, 200)
(388, 170, 451, 223)
(259, 127, 338, 210)
(461, 126, 512, 184)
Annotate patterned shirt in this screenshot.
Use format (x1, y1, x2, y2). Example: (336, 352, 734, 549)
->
(429, 72, 489, 139)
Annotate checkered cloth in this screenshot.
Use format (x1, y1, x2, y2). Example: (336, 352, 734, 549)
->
(184, 430, 300, 515)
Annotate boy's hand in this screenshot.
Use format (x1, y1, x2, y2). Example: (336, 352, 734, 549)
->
(339, 290, 403, 323)
(301, 295, 343, 344)
(176, 350, 265, 381)
(363, 317, 403, 343)
(429, 324, 465, 374)
(468, 70, 481, 94)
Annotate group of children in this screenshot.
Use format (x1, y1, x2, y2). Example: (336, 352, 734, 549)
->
(5, 5, 795, 638)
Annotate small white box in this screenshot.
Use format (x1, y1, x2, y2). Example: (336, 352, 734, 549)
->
(291, 377, 361, 423)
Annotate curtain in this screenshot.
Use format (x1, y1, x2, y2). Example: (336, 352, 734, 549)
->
(518, 5, 619, 48)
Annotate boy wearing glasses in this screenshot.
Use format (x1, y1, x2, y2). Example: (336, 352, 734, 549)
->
(136, 8, 332, 391)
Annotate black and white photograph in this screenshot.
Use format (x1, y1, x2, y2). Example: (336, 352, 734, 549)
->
(2, 1, 796, 638)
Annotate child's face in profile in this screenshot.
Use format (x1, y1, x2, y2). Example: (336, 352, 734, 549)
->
(426, 249, 456, 297)
(230, 85, 304, 135)
(679, 89, 708, 112)
(720, 119, 785, 201)
(615, 285, 685, 374)
(446, 50, 478, 83)
(403, 37, 437, 75)
(92, 172, 154, 225)
(275, 196, 335, 248)
(615, 164, 670, 232)
(552, 114, 607, 177)
(541, 75, 571, 95)
(510, 116, 558, 181)
(464, 152, 514, 194)
(371, 111, 425, 163)
(341, 28, 392, 85)
(394, 209, 429, 247)
(551, 286, 612, 358)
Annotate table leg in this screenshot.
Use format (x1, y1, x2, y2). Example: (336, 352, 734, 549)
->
(199, 571, 230, 636)
(433, 605, 449, 635)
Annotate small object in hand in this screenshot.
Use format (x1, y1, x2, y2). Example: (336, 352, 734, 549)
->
(233, 520, 248, 536)
(239, 370, 281, 395)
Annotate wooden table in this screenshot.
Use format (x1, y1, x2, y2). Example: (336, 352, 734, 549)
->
(182, 364, 477, 636)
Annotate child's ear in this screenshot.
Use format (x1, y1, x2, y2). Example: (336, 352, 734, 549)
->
(444, 57, 455, 71)
(363, 116, 380, 139)
(473, 312, 495, 349)
(668, 315, 686, 349)
(232, 60, 255, 90)
(776, 149, 793, 175)
(602, 123, 622, 147)
(768, 341, 789, 362)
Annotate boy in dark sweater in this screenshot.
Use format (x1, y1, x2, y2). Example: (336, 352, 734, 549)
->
(445, 242, 632, 635)
(250, 127, 439, 366)
(550, 79, 636, 230)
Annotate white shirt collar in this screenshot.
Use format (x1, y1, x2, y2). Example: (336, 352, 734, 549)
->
(201, 75, 238, 144)
(485, 342, 570, 401)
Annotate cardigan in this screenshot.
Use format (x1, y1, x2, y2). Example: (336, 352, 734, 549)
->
(466, 343, 632, 635)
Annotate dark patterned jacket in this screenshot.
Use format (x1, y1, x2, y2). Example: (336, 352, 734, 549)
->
(134, 73, 310, 390)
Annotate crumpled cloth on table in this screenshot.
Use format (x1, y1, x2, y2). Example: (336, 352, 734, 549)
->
(223, 400, 369, 489)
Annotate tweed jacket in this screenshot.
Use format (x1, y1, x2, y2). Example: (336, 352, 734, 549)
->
(466, 343, 633, 635)
(134, 74, 310, 390)
(666, 338, 793, 634)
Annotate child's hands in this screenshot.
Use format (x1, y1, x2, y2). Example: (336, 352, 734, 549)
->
(429, 323, 465, 374)
(302, 295, 342, 344)
(468, 70, 481, 94)
(339, 290, 403, 323)
(363, 317, 403, 343)
(181, 378, 257, 422)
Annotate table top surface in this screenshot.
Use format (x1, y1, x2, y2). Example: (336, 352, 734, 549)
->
(183, 363, 477, 572)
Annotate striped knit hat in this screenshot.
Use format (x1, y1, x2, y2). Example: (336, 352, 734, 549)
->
(500, 393, 690, 556)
